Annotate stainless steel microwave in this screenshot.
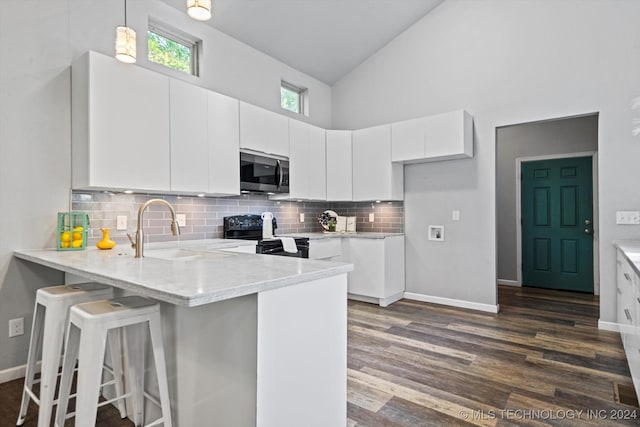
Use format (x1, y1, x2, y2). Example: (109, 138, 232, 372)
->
(240, 152, 290, 193)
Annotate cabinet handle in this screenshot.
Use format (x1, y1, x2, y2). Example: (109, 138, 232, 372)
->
(624, 309, 632, 321)
(637, 297, 640, 304)
(624, 273, 631, 281)
(617, 260, 623, 266)
(617, 288, 622, 295)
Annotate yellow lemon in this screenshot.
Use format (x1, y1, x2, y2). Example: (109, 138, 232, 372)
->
(60, 241, 70, 248)
(71, 240, 83, 248)
(60, 231, 71, 243)
(73, 226, 83, 231)
(72, 231, 83, 241)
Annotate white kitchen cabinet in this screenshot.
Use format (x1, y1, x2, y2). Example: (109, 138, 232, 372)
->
(616, 248, 640, 398)
(391, 110, 473, 164)
(352, 125, 403, 201)
(289, 119, 326, 200)
(72, 51, 171, 191)
(170, 79, 208, 193)
(391, 117, 425, 162)
(208, 91, 240, 195)
(239, 102, 289, 157)
(326, 130, 353, 201)
(347, 236, 405, 307)
(309, 238, 343, 261)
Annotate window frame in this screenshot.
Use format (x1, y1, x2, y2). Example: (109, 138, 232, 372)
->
(147, 21, 200, 76)
(281, 80, 307, 115)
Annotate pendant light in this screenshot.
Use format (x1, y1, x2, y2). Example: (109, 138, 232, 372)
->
(115, 0, 136, 63)
(187, 0, 212, 21)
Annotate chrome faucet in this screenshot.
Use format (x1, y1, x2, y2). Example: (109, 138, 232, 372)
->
(127, 199, 180, 258)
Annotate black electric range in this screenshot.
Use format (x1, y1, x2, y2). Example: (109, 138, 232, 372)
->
(223, 214, 309, 258)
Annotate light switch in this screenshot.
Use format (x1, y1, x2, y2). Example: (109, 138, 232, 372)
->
(176, 214, 187, 227)
(616, 211, 640, 225)
(369, 213, 375, 222)
(299, 213, 305, 223)
(116, 215, 127, 231)
(452, 210, 460, 221)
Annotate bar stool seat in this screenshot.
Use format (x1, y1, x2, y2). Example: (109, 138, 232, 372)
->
(55, 295, 173, 427)
(17, 283, 127, 427)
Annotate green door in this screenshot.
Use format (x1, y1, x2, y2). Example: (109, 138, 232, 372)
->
(521, 157, 594, 292)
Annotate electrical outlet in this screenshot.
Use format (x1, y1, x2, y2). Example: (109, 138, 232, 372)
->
(452, 210, 460, 221)
(616, 211, 640, 225)
(176, 214, 187, 227)
(369, 213, 375, 222)
(299, 213, 305, 223)
(9, 317, 24, 338)
(116, 215, 127, 231)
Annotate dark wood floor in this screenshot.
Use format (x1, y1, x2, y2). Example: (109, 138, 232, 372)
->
(1, 285, 637, 426)
(347, 285, 639, 426)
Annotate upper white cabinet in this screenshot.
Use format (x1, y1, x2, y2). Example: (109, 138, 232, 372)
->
(239, 102, 289, 157)
(72, 51, 171, 191)
(208, 91, 240, 196)
(391, 110, 473, 164)
(352, 125, 404, 201)
(289, 119, 326, 200)
(326, 131, 353, 201)
(170, 79, 208, 193)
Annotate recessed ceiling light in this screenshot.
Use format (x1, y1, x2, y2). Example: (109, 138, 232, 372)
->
(123, 190, 133, 194)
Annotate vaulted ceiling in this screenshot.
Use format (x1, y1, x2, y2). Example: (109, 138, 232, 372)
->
(159, 0, 444, 85)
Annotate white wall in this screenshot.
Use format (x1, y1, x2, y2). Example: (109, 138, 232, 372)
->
(332, 0, 640, 319)
(0, 0, 331, 373)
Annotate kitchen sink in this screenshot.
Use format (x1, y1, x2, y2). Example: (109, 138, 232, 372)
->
(144, 248, 202, 261)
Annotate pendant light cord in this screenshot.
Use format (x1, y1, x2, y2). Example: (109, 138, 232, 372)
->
(124, 0, 127, 26)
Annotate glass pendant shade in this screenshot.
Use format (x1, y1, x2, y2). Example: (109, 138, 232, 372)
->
(115, 26, 137, 63)
(187, 0, 212, 21)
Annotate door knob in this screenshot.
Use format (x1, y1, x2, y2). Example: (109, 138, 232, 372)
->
(585, 219, 591, 225)
(584, 228, 593, 235)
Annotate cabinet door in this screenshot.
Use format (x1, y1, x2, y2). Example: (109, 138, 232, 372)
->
(391, 117, 425, 162)
(267, 112, 290, 157)
(170, 79, 208, 193)
(87, 52, 170, 191)
(352, 125, 403, 201)
(239, 102, 269, 154)
(424, 110, 473, 161)
(348, 239, 385, 297)
(208, 91, 240, 195)
(239, 102, 289, 156)
(306, 124, 326, 200)
(326, 131, 352, 201)
(289, 120, 325, 200)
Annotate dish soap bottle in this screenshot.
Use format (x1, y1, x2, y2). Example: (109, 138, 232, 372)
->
(96, 228, 116, 250)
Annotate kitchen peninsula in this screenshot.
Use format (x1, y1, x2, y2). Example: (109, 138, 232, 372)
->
(14, 240, 352, 427)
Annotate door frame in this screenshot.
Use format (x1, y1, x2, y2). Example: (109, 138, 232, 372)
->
(515, 151, 599, 294)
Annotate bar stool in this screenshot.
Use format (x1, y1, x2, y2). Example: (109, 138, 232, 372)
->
(17, 283, 127, 427)
(55, 296, 173, 427)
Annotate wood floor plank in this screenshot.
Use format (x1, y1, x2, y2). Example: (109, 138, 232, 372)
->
(348, 377, 394, 413)
(349, 324, 476, 363)
(349, 368, 499, 427)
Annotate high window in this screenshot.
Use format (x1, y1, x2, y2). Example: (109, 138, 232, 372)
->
(281, 81, 306, 115)
(147, 22, 199, 76)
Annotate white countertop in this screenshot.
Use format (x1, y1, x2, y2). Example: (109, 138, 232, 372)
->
(13, 239, 353, 307)
(614, 240, 640, 276)
(279, 232, 404, 240)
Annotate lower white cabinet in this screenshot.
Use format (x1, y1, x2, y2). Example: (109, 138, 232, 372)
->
(309, 236, 405, 307)
(616, 249, 640, 398)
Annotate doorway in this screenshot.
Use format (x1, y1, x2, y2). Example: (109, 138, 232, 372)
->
(496, 114, 599, 295)
(520, 156, 594, 292)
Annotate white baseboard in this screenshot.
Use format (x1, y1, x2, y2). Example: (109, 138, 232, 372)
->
(598, 320, 619, 332)
(347, 293, 403, 307)
(403, 292, 500, 313)
(497, 279, 520, 287)
(0, 363, 30, 384)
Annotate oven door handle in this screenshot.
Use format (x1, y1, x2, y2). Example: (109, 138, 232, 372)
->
(276, 160, 283, 189)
